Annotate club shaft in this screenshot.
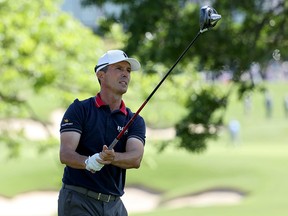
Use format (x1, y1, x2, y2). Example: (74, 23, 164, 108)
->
(109, 31, 202, 149)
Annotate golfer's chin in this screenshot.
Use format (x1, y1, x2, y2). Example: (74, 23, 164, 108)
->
(118, 87, 128, 95)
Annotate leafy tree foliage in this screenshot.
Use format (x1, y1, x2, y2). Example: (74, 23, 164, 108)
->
(175, 86, 227, 152)
(83, 0, 287, 152)
(83, 0, 287, 77)
(0, 0, 104, 155)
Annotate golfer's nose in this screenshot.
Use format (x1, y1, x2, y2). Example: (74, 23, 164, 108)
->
(122, 69, 130, 77)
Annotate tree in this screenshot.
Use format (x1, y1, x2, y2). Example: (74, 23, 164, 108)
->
(0, 0, 105, 156)
(82, 0, 287, 152)
(84, 0, 287, 78)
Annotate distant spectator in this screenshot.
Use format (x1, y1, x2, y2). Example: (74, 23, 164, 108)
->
(284, 96, 288, 118)
(243, 94, 252, 115)
(264, 91, 273, 119)
(228, 119, 241, 145)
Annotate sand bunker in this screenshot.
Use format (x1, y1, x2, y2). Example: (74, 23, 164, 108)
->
(0, 187, 245, 216)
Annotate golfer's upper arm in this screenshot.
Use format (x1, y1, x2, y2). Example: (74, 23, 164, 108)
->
(126, 137, 144, 168)
(59, 131, 81, 164)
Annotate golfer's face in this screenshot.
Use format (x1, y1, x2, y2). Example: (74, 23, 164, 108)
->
(105, 61, 131, 94)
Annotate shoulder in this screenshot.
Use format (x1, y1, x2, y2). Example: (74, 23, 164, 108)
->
(64, 97, 95, 118)
(126, 108, 144, 120)
(125, 107, 146, 128)
(75, 97, 94, 105)
(70, 97, 94, 109)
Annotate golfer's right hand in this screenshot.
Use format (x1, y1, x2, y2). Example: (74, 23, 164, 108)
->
(85, 153, 104, 173)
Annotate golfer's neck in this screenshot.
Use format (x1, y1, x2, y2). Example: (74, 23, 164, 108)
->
(99, 91, 122, 112)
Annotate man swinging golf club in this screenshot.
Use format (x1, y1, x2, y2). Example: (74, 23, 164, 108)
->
(58, 5, 221, 216)
(58, 50, 146, 216)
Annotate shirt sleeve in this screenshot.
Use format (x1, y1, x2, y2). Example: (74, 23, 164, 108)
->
(127, 115, 146, 145)
(60, 99, 85, 134)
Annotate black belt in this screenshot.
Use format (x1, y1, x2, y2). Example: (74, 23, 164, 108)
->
(63, 184, 118, 202)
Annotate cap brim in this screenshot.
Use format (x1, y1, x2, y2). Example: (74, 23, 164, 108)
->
(125, 58, 141, 71)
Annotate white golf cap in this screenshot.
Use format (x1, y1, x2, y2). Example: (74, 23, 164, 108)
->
(94, 50, 141, 73)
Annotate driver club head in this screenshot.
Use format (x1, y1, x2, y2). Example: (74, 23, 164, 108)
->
(200, 6, 221, 32)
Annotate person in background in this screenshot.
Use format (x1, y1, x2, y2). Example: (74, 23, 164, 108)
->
(58, 50, 146, 216)
(284, 95, 288, 118)
(228, 119, 241, 146)
(264, 90, 273, 119)
(243, 93, 252, 116)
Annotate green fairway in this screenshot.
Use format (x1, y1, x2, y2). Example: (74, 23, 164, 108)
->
(1, 139, 286, 216)
(125, 82, 288, 215)
(127, 141, 288, 216)
(0, 147, 62, 196)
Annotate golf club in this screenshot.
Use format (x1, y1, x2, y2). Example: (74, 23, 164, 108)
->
(108, 5, 221, 150)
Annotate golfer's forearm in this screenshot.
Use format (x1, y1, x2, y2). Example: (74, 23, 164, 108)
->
(60, 150, 87, 169)
(112, 152, 143, 169)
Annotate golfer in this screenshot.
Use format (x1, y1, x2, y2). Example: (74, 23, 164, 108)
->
(58, 50, 146, 216)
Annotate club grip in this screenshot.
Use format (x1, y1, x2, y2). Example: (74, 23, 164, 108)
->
(109, 138, 119, 150)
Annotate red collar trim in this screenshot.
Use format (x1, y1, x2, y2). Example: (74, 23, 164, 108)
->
(95, 93, 127, 115)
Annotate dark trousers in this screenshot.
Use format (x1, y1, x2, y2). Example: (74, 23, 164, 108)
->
(58, 186, 128, 216)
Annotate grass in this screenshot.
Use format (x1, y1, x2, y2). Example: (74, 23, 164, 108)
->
(125, 124, 288, 216)
(0, 147, 62, 197)
(1, 141, 287, 216)
(124, 82, 288, 216)
(0, 82, 287, 216)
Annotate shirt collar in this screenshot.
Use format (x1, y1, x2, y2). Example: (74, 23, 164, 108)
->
(95, 93, 127, 115)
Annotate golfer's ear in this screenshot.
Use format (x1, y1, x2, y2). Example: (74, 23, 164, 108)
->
(97, 71, 104, 80)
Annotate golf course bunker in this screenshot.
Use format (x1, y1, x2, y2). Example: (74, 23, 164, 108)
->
(0, 187, 246, 215)
(161, 188, 246, 209)
(122, 186, 246, 212)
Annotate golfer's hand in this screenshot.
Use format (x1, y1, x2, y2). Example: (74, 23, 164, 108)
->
(85, 153, 104, 173)
(98, 145, 115, 165)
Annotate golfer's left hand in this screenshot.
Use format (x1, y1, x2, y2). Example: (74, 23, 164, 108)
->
(98, 145, 115, 165)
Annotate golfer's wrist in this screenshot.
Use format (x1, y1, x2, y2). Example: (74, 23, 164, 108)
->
(110, 153, 117, 165)
(84, 156, 89, 169)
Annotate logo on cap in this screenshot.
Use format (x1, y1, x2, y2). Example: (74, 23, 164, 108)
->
(123, 52, 128, 58)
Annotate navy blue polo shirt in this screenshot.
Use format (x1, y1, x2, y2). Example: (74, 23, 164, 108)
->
(60, 94, 146, 196)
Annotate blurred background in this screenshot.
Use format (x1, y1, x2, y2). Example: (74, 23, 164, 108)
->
(0, 0, 287, 215)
